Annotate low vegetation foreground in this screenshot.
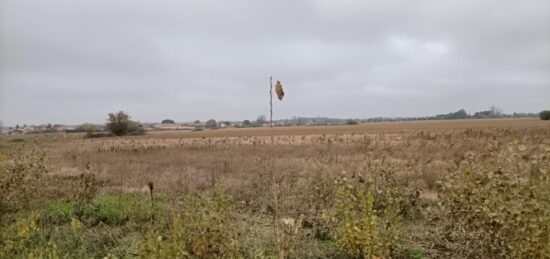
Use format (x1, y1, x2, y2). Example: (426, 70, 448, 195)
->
(1, 119, 549, 258)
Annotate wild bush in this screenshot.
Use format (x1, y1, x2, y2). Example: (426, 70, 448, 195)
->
(140, 190, 240, 258)
(2, 194, 164, 258)
(106, 111, 145, 136)
(0, 151, 46, 218)
(436, 167, 550, 258)
(0, 210, 87, 258)
(331, 178, 402, 258)
(0, 211, 64, 258)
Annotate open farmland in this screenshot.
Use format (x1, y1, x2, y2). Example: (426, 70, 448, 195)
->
(1, 118, 549, 258)
(144, 118, 548, 138)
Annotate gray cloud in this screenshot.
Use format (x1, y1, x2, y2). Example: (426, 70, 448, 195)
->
(1, 0, 549, 125)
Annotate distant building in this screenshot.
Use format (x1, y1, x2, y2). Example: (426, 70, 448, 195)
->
(152, 123, 194, 131)
(9, 128, 27, 135)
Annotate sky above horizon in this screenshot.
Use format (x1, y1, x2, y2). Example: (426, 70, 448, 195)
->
(1, 0, 549, 126)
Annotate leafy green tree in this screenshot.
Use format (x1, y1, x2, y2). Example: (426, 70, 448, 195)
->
(540, 110, 550, 120)
(205, 119, 217, 129)
(106, 111, 131, 136)
(453, 109, 469, 119)
(162, 119, 175, 124)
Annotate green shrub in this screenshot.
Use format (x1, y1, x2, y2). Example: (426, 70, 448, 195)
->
(0, 211, 83, 258)
(105, 111, 145, 136)
(140, 191, 240, 258)
(140, 216, 190, 259)
(333, 179, 402, 258)
(0, 211, 61, 258)
(539, 110, 550, 120)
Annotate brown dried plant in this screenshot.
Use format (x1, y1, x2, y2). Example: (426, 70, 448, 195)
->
(0, 150, 45, 218)
(275, 80, 284, 101)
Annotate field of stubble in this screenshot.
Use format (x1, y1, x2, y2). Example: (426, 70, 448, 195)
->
(1, 119, 549, 258)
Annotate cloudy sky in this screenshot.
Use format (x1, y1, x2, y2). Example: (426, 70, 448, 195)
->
(1, 0, 549, 126)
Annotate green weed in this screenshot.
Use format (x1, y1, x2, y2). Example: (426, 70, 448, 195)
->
(333, 178, 402, 258)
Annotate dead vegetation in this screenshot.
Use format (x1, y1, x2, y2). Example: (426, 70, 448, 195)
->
(0, 119, 549, 258)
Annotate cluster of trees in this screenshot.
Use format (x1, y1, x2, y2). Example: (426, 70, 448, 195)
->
(208, 107, 547, 128)
(105, 111, 145, 136)
(205, 119, 217, 129)
(5, 107, 548, 137)
(365, 107, 543, 123)
(431, 109, 469, 120)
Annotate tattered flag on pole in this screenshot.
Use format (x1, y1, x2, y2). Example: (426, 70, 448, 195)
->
(275, 80, 284, 101)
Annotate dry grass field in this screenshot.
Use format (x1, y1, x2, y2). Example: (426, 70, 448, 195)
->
(1, 118, 549, 258)
(145, 118, 547, 139)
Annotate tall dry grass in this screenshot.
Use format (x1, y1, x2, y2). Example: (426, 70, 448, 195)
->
(0, 120, 548, 257)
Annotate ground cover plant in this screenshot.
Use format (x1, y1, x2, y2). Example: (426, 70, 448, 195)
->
(0, 118, 549, 258)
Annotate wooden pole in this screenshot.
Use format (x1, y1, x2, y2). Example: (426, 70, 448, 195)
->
(269, 76, 282, 258)
(270, 76, 274, 144)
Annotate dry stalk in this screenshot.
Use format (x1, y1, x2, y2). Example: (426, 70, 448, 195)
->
(270, 163, 284, 259)
(148, 181, 154, 221)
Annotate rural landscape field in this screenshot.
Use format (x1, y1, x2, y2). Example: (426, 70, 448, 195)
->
(2, 0, 550, 258)
(1, 118, 548, 258)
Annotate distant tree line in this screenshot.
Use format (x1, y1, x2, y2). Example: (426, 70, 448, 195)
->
(5, 107, 547, 136)
(364, 107, 540, 123)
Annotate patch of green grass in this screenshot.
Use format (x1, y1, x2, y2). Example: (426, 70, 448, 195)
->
(47, 201, 75, 217)
(82, 195, 124, 224)
(82, 194, 163, 225)
(96, 196, 124, 223)
(323, 238, 337, 246)
(407, 248, 426, 259)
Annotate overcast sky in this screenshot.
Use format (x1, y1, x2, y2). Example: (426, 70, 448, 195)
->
(1, 0, 549, 126)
